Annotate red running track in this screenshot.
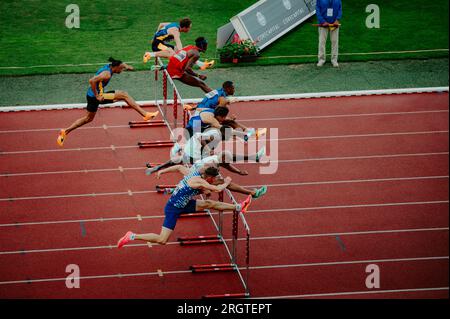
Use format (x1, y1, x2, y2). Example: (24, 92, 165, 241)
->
(0, 92, 448, 299)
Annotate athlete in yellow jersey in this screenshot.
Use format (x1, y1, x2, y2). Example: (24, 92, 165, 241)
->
(143, 18, 214, 70)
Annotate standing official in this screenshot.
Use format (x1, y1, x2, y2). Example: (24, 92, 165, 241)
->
(316, 0, 342, 67)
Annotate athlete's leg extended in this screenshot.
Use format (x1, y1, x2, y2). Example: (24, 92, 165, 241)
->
(177, 73, 212, 93)
(134, 226, 173, 245)
(196, 199, 237, 211)
(114, 90, 159, 120)
(65, 111, 96, 135)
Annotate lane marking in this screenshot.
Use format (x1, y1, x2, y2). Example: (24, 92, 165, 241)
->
(1, 129, 447, 155)
(250, 287, 450, 299)
(1, 151, 447, 177)
(1, 227, 447, 255)
(0, 256, 446, 285)
(0, 200, 447, 228)
(0, 110, 448, 134)
(1, 175, 447, 202)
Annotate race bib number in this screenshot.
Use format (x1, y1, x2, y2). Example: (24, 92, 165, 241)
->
(174, 50, 187, 62)
(327, 8, 334, 17)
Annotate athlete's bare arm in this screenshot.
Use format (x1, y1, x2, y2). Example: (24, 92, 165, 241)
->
(88, 71, 111, 101)
(188, 176, 231, 192)
(157, 165, 190, 178)
(168, 28, 183, 51)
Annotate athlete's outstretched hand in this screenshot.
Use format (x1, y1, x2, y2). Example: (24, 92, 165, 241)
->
(238, 170, 249, 176)
(156, 171, 162, 179)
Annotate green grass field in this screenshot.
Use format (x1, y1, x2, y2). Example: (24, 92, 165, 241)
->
(0, 0, 448, 76)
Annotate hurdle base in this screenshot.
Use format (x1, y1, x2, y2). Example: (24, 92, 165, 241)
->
(138, 141, 174, 148)
(179, 211, 209, 218)
(178, 234, 222, 246)
(190, 263, 235, 273)
(129, 121, 166, 128)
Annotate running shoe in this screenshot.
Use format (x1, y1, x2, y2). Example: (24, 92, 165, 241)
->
(244, 128, 256, 142)
(143, 111, 159, 121)
(145, 166, 159, 176)
(252, 186, 268, 199)
(117, 231, 134, 248)
(256, 128, 267, 138)
(255, 146, 266, 162)
(143, 52, 152, 63)
(56, 129, 66, 147)
(200, 59, 215, 70)
(239, 195, 252, 213)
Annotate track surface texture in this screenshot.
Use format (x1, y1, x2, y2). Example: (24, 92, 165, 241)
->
(0, 92, 448, 299)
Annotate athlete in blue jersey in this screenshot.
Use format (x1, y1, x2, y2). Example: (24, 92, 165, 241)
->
(143, 18, 214, 70)
(184, 81, 235, 112)
(184, 82, 266, 140)
(117, 165, 252, 247)
(57, 57, 159, 147)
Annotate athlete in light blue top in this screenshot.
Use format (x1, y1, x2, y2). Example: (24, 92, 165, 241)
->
(117, 165, 253, 248)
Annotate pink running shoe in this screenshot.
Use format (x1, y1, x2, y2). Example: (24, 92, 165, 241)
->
(239, 195, 252, 213)
(117, 231, 134, 248)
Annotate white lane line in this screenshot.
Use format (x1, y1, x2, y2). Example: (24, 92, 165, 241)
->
(0, 190, 155, 202)
(1, 227, 447, 255)
(0, 256, 447, 285)
(243, 175, 449, 189)
(1, 175, 447, 202)
(250, 287, 449, 299)
(1, 151, 448, 177)
(0, 109, 448, 134)
(238, 110, 449, 123)
(0, 145, 136, 155)
(0, 200, 448, 228)
(1, 129, 448, 156)
(0, 269, 192, 285)
(246, 256, 449, 271)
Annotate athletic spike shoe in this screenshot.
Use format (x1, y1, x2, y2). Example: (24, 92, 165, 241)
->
(200, 59, 215, 70)
(117, 231, 134, 248)
(252, 186, 267, 199)
(143, 52, 152, 63)
(255, 146, 266, 163)
(145, 167, 159, 176)
(244, 128, 256, 142)
(56, 129, 66, 147)
(143, 111, 159, 121)
(239, 195, 252, 213)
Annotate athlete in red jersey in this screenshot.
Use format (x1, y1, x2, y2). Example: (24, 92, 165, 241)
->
(166, 37, 212, 93)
